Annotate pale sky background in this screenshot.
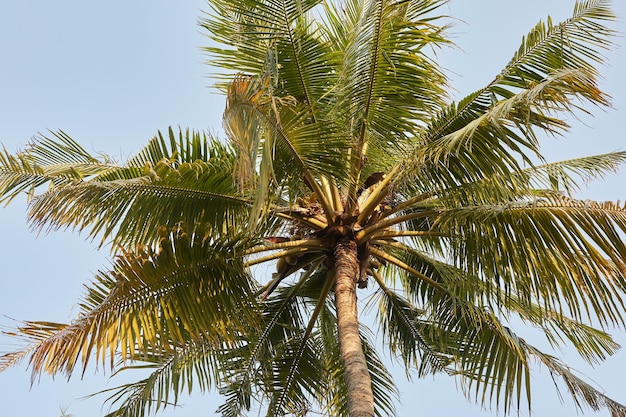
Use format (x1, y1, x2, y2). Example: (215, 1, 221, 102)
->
(0, 1, 625, 416)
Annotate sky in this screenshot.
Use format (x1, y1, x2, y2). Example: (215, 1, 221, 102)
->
(0, 1, 625, 416)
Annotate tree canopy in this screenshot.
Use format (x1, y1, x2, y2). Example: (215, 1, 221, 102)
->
(1, 1, 626, 416)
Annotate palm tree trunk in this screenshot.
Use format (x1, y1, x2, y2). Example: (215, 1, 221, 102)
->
(334, 239, 374, 417)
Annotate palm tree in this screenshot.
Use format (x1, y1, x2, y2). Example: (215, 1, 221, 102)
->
(1, 0, 625, 416)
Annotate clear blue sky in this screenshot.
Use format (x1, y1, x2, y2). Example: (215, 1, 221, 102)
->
(1, 1, 625, 416)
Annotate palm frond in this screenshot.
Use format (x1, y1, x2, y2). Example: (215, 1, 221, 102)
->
(382, 238, 623, 366)
(526, 343, 626, 417)
(2, 230, 257, 382)
(29, 160, 249, 248)
(29, 133, 249, 247)
(0, 131, 119, 204)
(400, 0, 614, 191)
(526, 152, 626, 195)
(362, 330, 398, 417)
(331, 0, 450, 206)
(380, 277, 535, 413)
(203, 0, 325, 83)
(511, 298, 621, 365)
(1, 129, 250, 248)
(370, 238, 624, 413)
(448, 312, 532, 413)
(122, 128, 225, 171)
(223, 74, 351, 221)
(407, 68, 609, 196)
(336, 0, 449, 140)
(503, 0, 613, 87)
(448, 310, 620, 414)
(373, 275, 453, 376)
(217, 272, 313, 417)
(267, 271, 333, 416)
(421, 151, 626, 209)
(437, 197, 626, 326)
(2, 1, 624, 416)
(98, 337, 221, 417)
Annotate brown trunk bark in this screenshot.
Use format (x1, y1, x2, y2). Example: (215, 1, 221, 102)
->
(334, 239, 374, 417)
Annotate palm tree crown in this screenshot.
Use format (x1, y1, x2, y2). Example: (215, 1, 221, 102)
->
(2, 1, 626, 416)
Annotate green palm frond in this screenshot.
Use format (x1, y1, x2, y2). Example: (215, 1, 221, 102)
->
(219, 271, 334, 416)
(0, 131, 119, 204)
(218, 271, 398, 417)
(407, 68, 609, 195)
(526, 343, 626, 417)
(377, 193, 626, 323)
(122, 128, 225, 171)
(369, 239, 623, 412)
(376, 278, 536, 413)
(98, 337, 222, 417)
(335, 0, 449, 143)
(327, 0, 450, 206)
(363, 330, 398, 417)
(421, 152, 626, 208)
(448, 313, 532, 413)
(377, 241, 621, 366)
(25, 130, 250, 247)
(0, 128, 251, 247)
(373, 276, 453, 376)
(265, 334, 325, 416)
(507, 296, 620, 364)
(29, 158, 249, 247)
(504, 0, 613, 86)
(217, 273, 314, 417)
(267, 272, 333, 416)
(437, 197, 626, 325)
(1, 229, 257, 381)
(205, 0, 339, 120)
(203, 0, 325, 83)
(526, 152, 626, 195)
(397, 249, 620, 365)
(400, 0, 614, 192)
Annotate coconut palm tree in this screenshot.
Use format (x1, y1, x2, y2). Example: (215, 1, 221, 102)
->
(1, 0, 626, 416)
